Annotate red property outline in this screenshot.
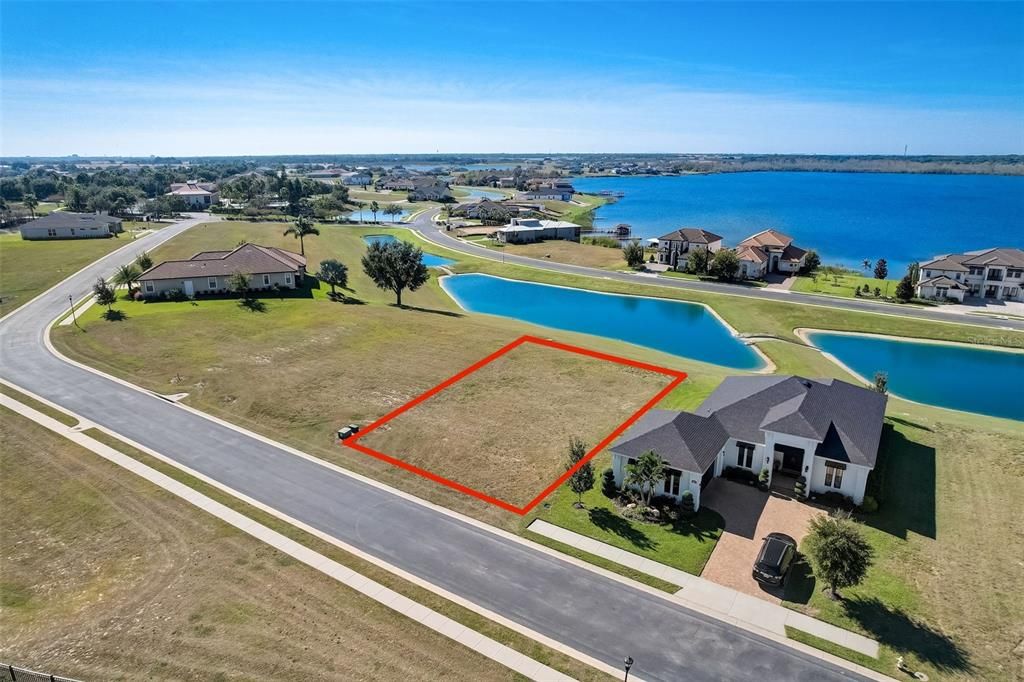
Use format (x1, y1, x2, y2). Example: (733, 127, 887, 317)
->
(342, 335, 687, 515)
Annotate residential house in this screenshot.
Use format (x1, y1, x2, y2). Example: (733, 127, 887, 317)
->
(167, 181, 219, 209)
(138, 243, 306, 299)
(376, 176, 418, 191)
(19, 212, 123, 240)
(450, 199, 514, 224)
(916, 248, 1024, 302)
(408, 179, 453, 202)
(610, 376, 886, 510)
(735, 229, 807, 279)
(655, 228, 724, 271)
(497, 177, 518, 188)
(522, 180, 575, 201)
(341, 171, 372, 187)
(496, 218, 580, 244)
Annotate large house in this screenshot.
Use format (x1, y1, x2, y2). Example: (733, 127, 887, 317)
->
(19, 212, 123, 240)
(496, 218, 580, 244)
(341, 171, 372, 187)
(610, 376, 887, 511)
(522, 180, 575, 201)
(167, 182, 219, 209)
(656, 228, 724, 271)
(408, 180, 453, 202)
(138, 243, 306, 299)
(915, 248, 1024, 302)
(735, 229, 807, 279)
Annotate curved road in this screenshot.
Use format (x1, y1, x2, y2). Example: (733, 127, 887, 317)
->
(411, 208, 1024, 335)
(0, 214, 876, 681)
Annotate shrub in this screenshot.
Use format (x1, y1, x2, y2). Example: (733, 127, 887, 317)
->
(679, 490, 695, 516)
(817, 491, 857, 511)
(601, 467, 618, 498)
(793, 475, 807, 498)
(859, 496, 879, 514)
(758, 467, 771, 490)
(723, 466, 758, 484)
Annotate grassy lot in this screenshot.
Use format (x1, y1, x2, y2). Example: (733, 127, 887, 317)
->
(357, 341, 673, 508)
(540, 194, 609, 228)
(792, 271, 901, 299)
(465, 237, 629, 270)
(660, 270, 768, 288)
(525, 452, 724, 576)
(11, 201, 63, 216)
(0, 408, 522, 682)
(0, 232, 133, 317)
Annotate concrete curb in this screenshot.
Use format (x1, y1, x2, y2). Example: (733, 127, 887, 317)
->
(0, 393, 578, 682)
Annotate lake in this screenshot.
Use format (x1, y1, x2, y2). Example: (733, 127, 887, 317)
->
(363, 234, 453, 268)
(457, 187, 507, 200)
(572, 173, 1024, 276)
(440, 273, 764, 370)
(808, 331, 1024, 421)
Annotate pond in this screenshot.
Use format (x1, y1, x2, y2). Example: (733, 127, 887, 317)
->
(440, 273, 764, 370)
(807, 331, 1024, 421)
(456, 187, 506, 201)
(362, 234, 454, 268)
(348, 207, 410, 223)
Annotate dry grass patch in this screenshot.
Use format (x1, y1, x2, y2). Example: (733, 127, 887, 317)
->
(0, 408, 519, 681)
(355, 340, 674, 508)
(493, 239, 628, 270)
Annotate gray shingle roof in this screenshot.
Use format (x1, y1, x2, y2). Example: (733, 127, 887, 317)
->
(608, 409, 729, 474)
(923, 248, 1024, 271)
(695, 376, 887, 467)
(23, 211, 120, 230)
(139, 243, 306, 281)
(656, 227, 724, 244)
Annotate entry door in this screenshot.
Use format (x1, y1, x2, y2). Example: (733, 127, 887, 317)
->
(775, 444, 804, 474)
(183, 280, 195, 298)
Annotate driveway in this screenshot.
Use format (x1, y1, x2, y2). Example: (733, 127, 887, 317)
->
(700, 479, 823, 603)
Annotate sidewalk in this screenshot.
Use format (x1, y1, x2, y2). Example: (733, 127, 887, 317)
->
(2, 393, 577, 682)
(528, 519, 880, 659)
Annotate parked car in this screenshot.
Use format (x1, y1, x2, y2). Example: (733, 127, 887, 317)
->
(337, 424, 360, 440)
(752, 532, 797, 586)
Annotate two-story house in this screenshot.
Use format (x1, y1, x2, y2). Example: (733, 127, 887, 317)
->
(656, 228, 724, 271)
(609, 376, 887, 511)
(167, 182, 219, 209)
(735, 229, 807, 279)
(916, 248, 1024, 302)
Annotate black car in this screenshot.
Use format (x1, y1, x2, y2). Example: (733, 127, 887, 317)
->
(752, 532, 797, 586)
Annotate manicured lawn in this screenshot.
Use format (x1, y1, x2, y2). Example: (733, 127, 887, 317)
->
(540, 194, 609, 227)
(527, 453, 725, 576)
(488, 239, 629, 270)
(792, 272, 901, 300)
(782, 408, 1024, 681)
(0, 408, 520, 682)
(0, 232, 132, 317)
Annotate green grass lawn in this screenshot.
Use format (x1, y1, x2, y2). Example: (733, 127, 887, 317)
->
(539, 194, 609, 228)
(792, 271, 901, 299)
(526, 453, 724, 577)
(0, 232, 134, 317)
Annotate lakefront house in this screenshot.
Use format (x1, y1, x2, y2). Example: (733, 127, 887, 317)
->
(735, 229, 808, 279)
(609, 376, 887, 511)
(656, 228, 724, 270)
(915, 247, 1024, 302)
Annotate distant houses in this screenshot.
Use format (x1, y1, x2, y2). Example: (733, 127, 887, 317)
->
(167, 182, 219, 209)
(521, 180, 575, 201)
(654, 227, 808, 280)
(138, 243, 306, 299)
(19, 212, 123, 240)
(915, 247, 1024, 302)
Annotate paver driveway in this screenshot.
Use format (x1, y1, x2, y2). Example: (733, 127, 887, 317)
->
(700, 478, 823, 603)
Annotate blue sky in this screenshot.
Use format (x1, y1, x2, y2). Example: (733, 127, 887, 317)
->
(2, 1, 1022, 156)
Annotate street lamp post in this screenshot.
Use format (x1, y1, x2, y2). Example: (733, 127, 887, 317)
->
(68, 294, 79, 328)
(623, 656, 634, 682)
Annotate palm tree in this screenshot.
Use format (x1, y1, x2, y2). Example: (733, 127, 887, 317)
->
(861, 259, 871, 274)
(283, 216, 320, 256)
(370, 200, 380, 222)
(23, 193, 38, 218)
(112, 264, 142, 296)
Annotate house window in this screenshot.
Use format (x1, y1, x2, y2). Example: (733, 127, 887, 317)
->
(968, 266, 984, 276)
(1008, 269, 1023, 279)
(285, 274, 292, 285)
(145, 282, 154, 293)
(987, 269, 1004, 281)
(47, 228, 57, 237)
(924, 270, 932, 278)
(663, 469, 681, 496)
(262, 274, 271, 286)
(736, 442, 755, 468)
(208, 278, 217, 289)
(823, 461, 846, 489)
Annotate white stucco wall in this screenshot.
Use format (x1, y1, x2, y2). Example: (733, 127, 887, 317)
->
(808, 458, 871, 505)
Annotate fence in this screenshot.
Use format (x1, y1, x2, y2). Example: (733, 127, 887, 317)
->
(1, 663, 82, 682)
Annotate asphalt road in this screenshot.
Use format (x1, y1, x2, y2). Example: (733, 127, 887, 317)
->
(0, 213, 875, 682)
(412, 208, 1024, 335)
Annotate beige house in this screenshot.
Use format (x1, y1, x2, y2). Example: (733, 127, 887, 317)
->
(19, 211, 123, 240)
(916, 248, 1024, 302)
(167, 182, 219, 209)
(496, 218, 580, 244)
(735, 229, 807, 279)
(138, 243, 306, 299)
